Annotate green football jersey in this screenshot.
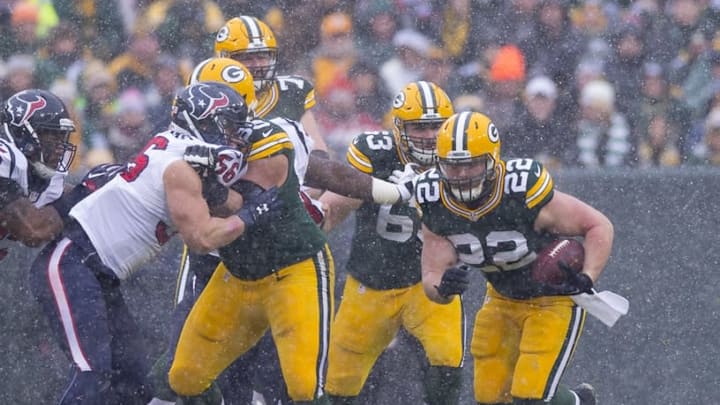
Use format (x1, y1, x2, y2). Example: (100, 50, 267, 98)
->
(256, 75, 315, 121)
(344, 130, 423, 290)
(416, 158, 557, 299)
(219, 118, 327, 280)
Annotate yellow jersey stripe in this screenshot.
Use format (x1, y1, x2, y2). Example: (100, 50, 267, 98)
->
(346, 144, 372, 173)
(526, 168, 549, 200)
(255, 83, 279, 118)
(305, 89, 316, 110)
(526, 171, 553, 209)
(249, 135, 293, 161)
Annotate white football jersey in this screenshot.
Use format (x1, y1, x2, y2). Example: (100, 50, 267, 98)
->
(0, 138, 65, 261)
(268, 117, 313, 186)
(70, 131, 208, 280)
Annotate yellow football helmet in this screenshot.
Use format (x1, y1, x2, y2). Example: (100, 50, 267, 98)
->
(214, 16, 278, 92)
(188, 57, 258, 114)
(391, 81, 454, 167)
(436, 111, 501, 203)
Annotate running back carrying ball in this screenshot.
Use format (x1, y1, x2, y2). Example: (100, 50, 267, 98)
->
(531, 239, 585, 285)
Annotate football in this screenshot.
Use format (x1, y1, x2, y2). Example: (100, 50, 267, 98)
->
(530, 239, 585, 284)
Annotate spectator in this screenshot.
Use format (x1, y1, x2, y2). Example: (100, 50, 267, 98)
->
(348, 60, 392, 123)
(508, 75, 577, 168)
(481, 44, 526, 132)
(315, 76, 382, 159)
(78, 61, 117, 167)
(637, 114, 681, 167)
(4, 2, 41, 56)
(354, 0, 398, 67)
(108, 29, 160, 92)
(151, 0, 224, 64)
(52, 0, 128, 61)
(144, 54, 183, 135)
(689, 107, 720, 165)
(307, 11, 357, 98)
(1, 54, 37, 96)
(605, 24, 648, 118)
(521, 0, 584, 95)
(380, 28, 432, 96)
(34, 21, 85, 89)
(576, 79, 632, 167)
(106, 88, 151, 163)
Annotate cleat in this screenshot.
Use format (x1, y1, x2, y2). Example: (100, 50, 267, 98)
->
(573, 383, 597, 405)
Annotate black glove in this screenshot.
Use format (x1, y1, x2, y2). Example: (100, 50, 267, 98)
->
(81, 163, 125, 191)
(435, 265, 470, 298)
(236, 186, 283, 231)
(540, 261, 594, 296)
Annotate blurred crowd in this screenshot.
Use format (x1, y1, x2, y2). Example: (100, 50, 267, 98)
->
(3, 0, 720, 174)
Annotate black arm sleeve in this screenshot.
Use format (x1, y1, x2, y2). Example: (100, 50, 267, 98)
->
(0, 178, 24, 211)
(304, 155, 373, 200)
(50, 183, 91, 220)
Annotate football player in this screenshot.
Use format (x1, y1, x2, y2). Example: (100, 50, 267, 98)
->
(417, 111, 613, 405)
(149, 51, 416, 405)
(0, 89, 77, 255)
(319, 81, 465, 405)
(28, 82, 283, 404)
(166, 69, 334, 405)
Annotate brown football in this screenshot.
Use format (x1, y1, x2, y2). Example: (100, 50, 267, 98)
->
(530, 239, 585, 285)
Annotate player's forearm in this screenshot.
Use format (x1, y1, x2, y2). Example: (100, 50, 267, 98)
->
(305, 155, 402, 204)
(582, 219, 614, 282)
(185, 216, 244, 254)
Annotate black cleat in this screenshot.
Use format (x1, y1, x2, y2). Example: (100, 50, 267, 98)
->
(573, 383, 597, 405)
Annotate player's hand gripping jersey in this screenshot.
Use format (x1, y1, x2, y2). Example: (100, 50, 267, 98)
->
(69, 131, 236, 280)
(344, 130, 422, 289)
(416, 158, 557, 299)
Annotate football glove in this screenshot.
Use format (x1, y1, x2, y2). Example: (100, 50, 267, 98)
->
(540, 261, 594, 296)
(388, 162, 418, 203)
(184, 144, 247, 186)
(435, 265, 470, 298)
(236, 186, 283, 231)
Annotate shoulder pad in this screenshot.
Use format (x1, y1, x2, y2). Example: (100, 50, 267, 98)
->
(275, 75, 314, 92)
(414, 168, 443, 206)
(0, 140, 25, 185)
(248, 119, 293, 162)
(503, 158, 554, 209)
(346, 131, 396, 174)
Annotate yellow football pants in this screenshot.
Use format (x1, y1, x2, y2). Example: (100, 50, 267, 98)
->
(325, 275, 465, 396)
(168, 245, 334, 401)
(472, 283, 585, 403)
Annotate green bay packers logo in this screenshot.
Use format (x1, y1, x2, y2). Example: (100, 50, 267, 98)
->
(222, 65, 248, 84)
(488, 122, 499, 143)
(392, 91, 406, 108)
(216, 26, 229, 42)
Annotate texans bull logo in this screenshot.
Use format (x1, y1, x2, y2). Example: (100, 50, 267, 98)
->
(186, 83, 230, 120)
(10, 92, 47, 126)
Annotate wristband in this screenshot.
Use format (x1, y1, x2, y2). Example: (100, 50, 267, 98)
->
(371, 178, 401, 205)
